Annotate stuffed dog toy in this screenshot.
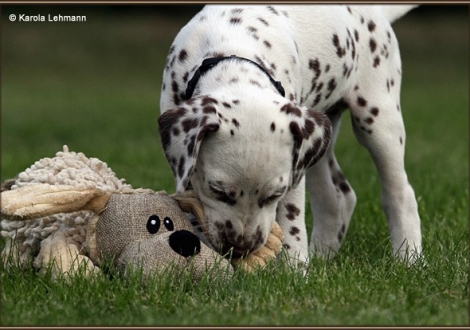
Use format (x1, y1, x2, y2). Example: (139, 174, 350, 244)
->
(1, 146, 283, 282)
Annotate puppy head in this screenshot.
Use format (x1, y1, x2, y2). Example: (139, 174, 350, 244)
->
(158, 94, 331, 256)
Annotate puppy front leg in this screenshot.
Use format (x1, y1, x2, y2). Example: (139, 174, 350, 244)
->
(276, 176, 309, 268)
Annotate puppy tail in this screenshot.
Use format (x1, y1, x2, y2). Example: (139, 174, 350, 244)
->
(379, 5, 419, 23)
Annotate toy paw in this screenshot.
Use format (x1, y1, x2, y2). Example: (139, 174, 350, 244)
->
(34, 231, 100, 280)
(232, 222, 285, 272)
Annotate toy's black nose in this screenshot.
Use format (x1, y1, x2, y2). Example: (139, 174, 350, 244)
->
(169, 230, 201, 257)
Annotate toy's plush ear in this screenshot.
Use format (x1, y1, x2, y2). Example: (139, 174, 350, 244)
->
(158, 96, 220, 193)
(1, 184, 111, 220)
(171, 190, 207, 233)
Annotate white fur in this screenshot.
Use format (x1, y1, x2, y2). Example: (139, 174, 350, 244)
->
(159, 5, 422, 265)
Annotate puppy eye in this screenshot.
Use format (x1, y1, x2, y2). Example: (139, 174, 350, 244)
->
(147, 215, 160, 234)
(263, 194, 281, 205)
(209, 182, 237, 206)
(164, 217, 174, 231)
(258, 186, 286, 208)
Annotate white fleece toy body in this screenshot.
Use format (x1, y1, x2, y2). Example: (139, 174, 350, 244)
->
(1, 146, 133, 270)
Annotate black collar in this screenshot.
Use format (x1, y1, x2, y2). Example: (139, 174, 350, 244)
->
(185, 55, 285, 100)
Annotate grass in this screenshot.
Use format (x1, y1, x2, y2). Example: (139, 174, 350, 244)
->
(1, 5, 468, 326)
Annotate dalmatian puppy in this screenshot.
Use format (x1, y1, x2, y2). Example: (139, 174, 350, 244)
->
(158, 5, 422, 267)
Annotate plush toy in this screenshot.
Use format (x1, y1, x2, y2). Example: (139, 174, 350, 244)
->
(1, 146, 284, 282)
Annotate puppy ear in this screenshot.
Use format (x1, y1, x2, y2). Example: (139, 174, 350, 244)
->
(158, 96, 220, 193)
(1, 184, 111, 220)
(283, 103, 332, 188)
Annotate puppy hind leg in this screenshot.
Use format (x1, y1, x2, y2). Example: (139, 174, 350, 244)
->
(306, 113, 357, 259)
(348, 95, 422, 264)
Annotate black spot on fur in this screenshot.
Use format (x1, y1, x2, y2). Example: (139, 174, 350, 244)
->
(159, 107, 188, 150)
(202, 96, 218, 106)
(342, 63, 349, 77)
(246, 26, 260, 40)
(181, 117, 200, 133)
(187, 135, 196, 155)
(232, 118, 240, 128)
(289, 226, 300, 236)
(230, 17, 242, 24)
(263, 40, 272, 49)
(247, 26, 257, 33)
(258, 17, 269, 26)
(267, 6, 279, 15)
(337, 223, 346, 242)
(250, 79, 262, 87)
(253, 226, 264, 246)
(332, 34, 346, 58)
(286, 203, 301, 221)
(325, 78, 337, 99)
(309, 58, 321, 75)
(354, 29, 359, 42)
(357, 96, 367, 107)
(316, 82, 324, 93)
(373, 56, 381, 68)
(312, 93, 322, 107)
(369, 38, 377, 53)
(178, 49, 188, 63)
(177, 156, 185, 179)
(281, 103, 302, 117)
(203, 106, 217, 115)
(171, 80, 178, 93)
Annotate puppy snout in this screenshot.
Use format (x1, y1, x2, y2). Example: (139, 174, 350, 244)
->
(215, 221, 266, 258)
(169, 230, 201, 257)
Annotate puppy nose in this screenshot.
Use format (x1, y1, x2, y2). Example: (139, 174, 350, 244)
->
(220, 238, 254, 258)
(169, 230, 201, 257)
(223, 246, 250, 259)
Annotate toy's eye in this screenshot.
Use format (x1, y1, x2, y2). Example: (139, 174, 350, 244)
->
(147, 215, 160, 234)
(163, 217, 174, 231)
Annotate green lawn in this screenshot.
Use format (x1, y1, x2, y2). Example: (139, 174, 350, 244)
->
(1, 5, 468, 326)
